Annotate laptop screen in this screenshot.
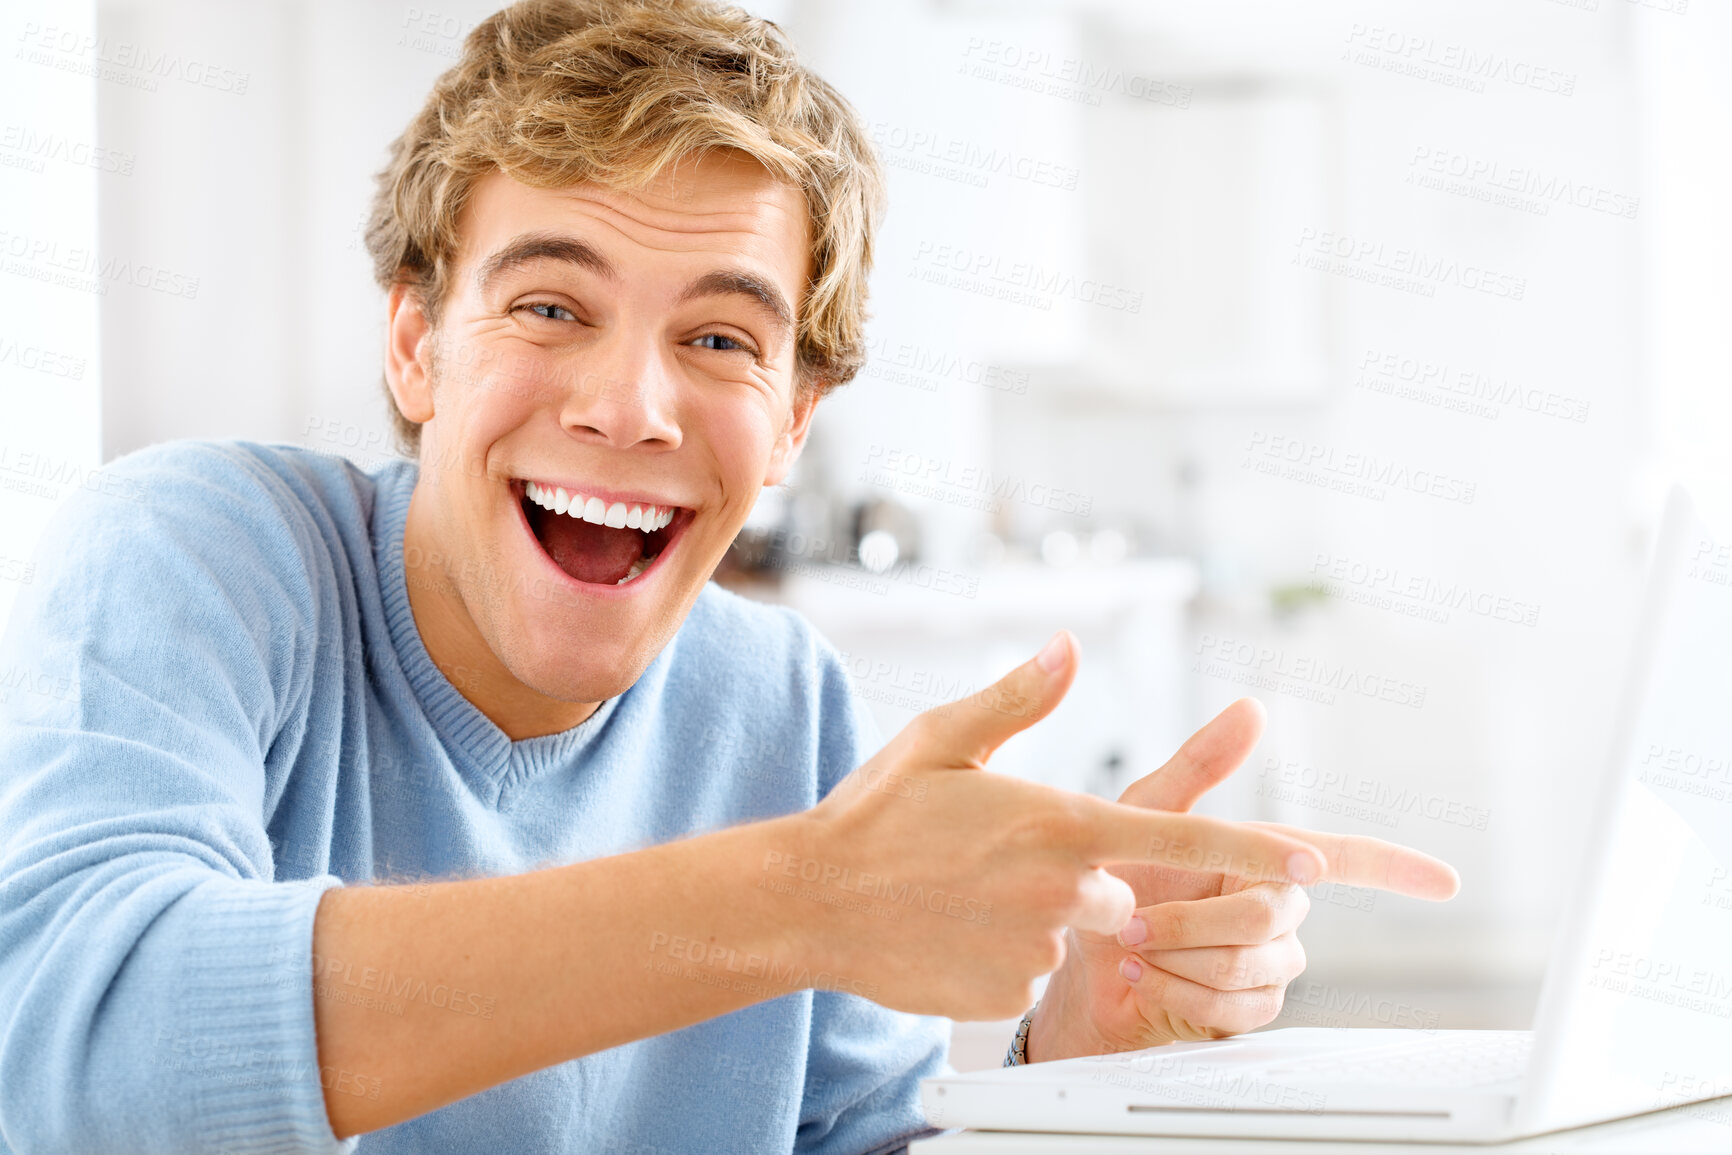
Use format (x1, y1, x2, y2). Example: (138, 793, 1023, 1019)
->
(1521, 486, 1732, 1133)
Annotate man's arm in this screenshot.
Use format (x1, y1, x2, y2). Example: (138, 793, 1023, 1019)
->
(0, 445, 362, 1153)
(311, 813, 815, 1137)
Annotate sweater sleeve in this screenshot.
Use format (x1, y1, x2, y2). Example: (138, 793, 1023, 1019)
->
(0, 443, 356, 1154)
(795, 637, 953, 1155)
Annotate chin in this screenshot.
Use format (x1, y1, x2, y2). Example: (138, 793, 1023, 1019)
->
(501, 613, 673, 704)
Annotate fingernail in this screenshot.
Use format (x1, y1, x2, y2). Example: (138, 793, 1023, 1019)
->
(1116, 916, 1147, 948)
(1119, 957, 1143, 983)
(1287, 852, 1319, 884)
(1036, 631, 1069, 673)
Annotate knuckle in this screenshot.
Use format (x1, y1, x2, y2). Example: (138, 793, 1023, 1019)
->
(1241, 899, 1280, 940)
(1219, 946, 1257, 987)
(902, 712, 942, 748)
(1149, 904, 1187, 945)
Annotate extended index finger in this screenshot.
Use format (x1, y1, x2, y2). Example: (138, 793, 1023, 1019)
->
(1247, 821, 1461, 900)
(1077, 797, 1329, 887)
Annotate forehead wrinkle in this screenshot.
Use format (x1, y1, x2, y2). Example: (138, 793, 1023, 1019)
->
(558, 197, 803, 259)
(545, 178, 810, 270)
(552, 170, 804, 228)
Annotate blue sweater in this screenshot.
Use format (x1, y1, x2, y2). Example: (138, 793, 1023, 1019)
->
(0, 441, 948, 1154)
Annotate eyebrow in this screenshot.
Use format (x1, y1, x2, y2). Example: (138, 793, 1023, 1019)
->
(474, 233, 617, 293)
(675, 269, 794, 345)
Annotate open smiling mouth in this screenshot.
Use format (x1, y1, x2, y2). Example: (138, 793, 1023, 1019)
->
(518, 480, 693, 587)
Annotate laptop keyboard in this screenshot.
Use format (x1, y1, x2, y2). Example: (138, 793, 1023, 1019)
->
(1263, 1032, 1532, 1090)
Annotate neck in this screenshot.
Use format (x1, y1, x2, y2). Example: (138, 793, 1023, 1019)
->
(401, 487, 599, 741)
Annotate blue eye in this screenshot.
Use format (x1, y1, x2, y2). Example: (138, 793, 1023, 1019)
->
(691, 333, 747, 352)
(523, 302, 576, 322)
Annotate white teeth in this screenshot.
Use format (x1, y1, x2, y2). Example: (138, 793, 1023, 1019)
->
(524, 482, 678, 534)
(615, 555, 652, 585)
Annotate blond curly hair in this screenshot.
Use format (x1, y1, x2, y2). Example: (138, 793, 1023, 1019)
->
(365, 0, 886, 450)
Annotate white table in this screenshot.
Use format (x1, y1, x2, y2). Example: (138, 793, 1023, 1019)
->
(910, 1096, 1732, 1153)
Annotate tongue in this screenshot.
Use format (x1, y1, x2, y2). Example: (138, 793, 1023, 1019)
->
(533, 508, 645, 585)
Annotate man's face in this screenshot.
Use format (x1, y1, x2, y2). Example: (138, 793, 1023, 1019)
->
(386, 152, 815, 717)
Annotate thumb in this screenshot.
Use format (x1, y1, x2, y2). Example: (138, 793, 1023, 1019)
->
(916, 630, 1078, 769)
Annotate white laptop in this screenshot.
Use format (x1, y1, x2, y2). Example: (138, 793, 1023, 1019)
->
(922, 485, 1732, 1143)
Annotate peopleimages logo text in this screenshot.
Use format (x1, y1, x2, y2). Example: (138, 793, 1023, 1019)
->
(1195, 633, 1427, 709)
(1294, 229, 1525, 301)
(910, 241, 1143, 313)
(1243, 432, 1477, 505)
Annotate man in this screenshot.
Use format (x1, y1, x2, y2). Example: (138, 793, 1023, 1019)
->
(0, 1, 1457, 1151)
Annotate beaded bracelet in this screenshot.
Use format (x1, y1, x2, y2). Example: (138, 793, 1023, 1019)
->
(1002, 1006, 1037, 1067)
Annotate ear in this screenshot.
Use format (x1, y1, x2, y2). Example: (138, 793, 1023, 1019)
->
(762, 384, 820, 487)
(384, 282, 436, 428)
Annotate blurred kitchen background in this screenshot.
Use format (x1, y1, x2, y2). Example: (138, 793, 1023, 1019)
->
(6, 0, 1732, 1070)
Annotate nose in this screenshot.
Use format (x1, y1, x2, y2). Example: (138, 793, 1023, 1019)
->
(556, 333, 682, 451)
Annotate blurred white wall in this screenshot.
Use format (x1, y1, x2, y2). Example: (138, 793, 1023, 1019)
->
(1637, 0, 1732, 521)
(76, 0, 1732, 1022)
(0, 1, 103, 630)
(97, 0, 459, 465)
